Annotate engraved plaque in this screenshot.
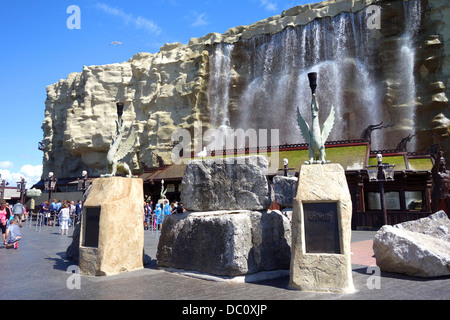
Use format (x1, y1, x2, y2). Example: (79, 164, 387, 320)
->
(84, 207, 101, 248)
(303, 202, 340, 254)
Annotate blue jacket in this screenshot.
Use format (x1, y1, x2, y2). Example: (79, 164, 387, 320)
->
(155, 204, 163, 224)
(163, 203, 171, 216)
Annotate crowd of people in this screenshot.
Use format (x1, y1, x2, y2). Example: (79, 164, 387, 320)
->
(37, 198, 83, 235)
(1, 196, 186, 250)
(143, 199, 185, 230)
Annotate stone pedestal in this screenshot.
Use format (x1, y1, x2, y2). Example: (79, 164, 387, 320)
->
(79, 177, 144, 276)
(289, 164, 354, 293)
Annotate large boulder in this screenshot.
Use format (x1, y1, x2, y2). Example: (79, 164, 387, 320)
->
(373, 211, 450, 277)
(180, 156, 272, 211)
(272, 175, 298, 207)
(156, 210, 291, 277)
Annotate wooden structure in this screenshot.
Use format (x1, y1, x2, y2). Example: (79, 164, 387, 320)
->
(137, 140, 435, 229)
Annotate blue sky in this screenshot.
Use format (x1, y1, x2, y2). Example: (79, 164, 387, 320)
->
(0, 0, 310, 187)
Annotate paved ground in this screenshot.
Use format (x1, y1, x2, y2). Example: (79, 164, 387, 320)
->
(1, 219, 449, 305)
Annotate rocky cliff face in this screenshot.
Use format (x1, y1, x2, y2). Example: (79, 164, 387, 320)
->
(42, 0, 449, 178)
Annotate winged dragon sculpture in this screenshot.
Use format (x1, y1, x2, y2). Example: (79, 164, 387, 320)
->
(101, 116, 137, 178)
(297, 74, 335, 164)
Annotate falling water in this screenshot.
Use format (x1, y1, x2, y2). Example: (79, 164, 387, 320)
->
(208, 43, 234, 128)
(398, 0, 422, 151)
(207, 0, 422, 150)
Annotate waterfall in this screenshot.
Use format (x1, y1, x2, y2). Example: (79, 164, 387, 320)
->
(207, 0, 422, 151)
(208, 43, 234, 128)
(398, 0, 422, 151)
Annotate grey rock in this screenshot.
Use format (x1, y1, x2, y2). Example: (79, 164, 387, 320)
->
(180, 156, 272, 211)
(373, 211, 450, 277)
(393, 210, 450, 242)
(66, 222, 81, 261)
(156, 210, 291, 277)
(273, 175, 298, 207)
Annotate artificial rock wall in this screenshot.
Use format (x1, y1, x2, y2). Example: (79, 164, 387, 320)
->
(42, 0, 450, 179)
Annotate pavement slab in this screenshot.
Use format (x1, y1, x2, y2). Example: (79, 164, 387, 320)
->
(1, 221, 449, 303)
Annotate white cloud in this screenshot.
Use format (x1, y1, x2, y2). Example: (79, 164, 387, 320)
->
(184, 11, 209, 28)
(95, 2, 162, 35)
(0, 161, 14, 169)
(135, 16, 161, 34)
(191, 12, 209, 27)
(0, 164, 43, 188)
(260, 0, 278, 12)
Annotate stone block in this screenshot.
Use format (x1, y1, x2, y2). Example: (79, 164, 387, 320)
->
(180, 156, 272, 211)
(156, 210, 291, 277)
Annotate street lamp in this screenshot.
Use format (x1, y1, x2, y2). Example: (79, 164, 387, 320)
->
(44, 172, 57, 201)
(366, 154, 395, 225)
(308, 72, 318, 95)
(0, 174, 4, 202)
(283, 158, 289, 176)
(16, 177, 26, 204)
(116, 102, 124, 117)
(77, 170, 90, 192)
(116, 102, 124, 127)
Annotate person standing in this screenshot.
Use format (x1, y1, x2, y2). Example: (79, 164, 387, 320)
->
(154, 203, 163, 229)
(55, 200, 62, 226)
(176, 202, 186, 214)
(39, 201, 50, 225)
(143, 202, 149, 230)
(58, 203, 70, 235)
(1, 200, 12, 245)
(69, 201, 76, 226)
(163, 200, 171, 217)
(75, 200, 82, 224)
(49, 199, 57, 226)
(148, 201, 153, 229)
(12, 200, 25, 228)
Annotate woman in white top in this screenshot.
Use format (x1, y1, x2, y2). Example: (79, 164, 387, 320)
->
(58, 203, 70, 235)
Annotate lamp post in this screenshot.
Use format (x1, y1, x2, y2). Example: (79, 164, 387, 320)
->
(16, 177, 26, 204)
(0, 174, 5, 202)
(366, 154, 395, 225)
(283, 158, 289, 176)
(44, 172, 57, 201)
(308, 72, 318, 95)
(117, 102, 124, 127)
(116, 102, 124, 117)
(77, 170, 90, 192)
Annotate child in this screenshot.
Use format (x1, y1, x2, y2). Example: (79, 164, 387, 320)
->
(154, 203, 163, 229)
(5, 219, 22, 249)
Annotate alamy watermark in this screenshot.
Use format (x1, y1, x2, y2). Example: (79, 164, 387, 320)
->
(66, 4, 380, 31)
(366, 265, 381, 289)
(171, 121, 280, 172)
(66, 265, 81, 290)
(366, 5, 381, 30)
(67, 5, 81, 30)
